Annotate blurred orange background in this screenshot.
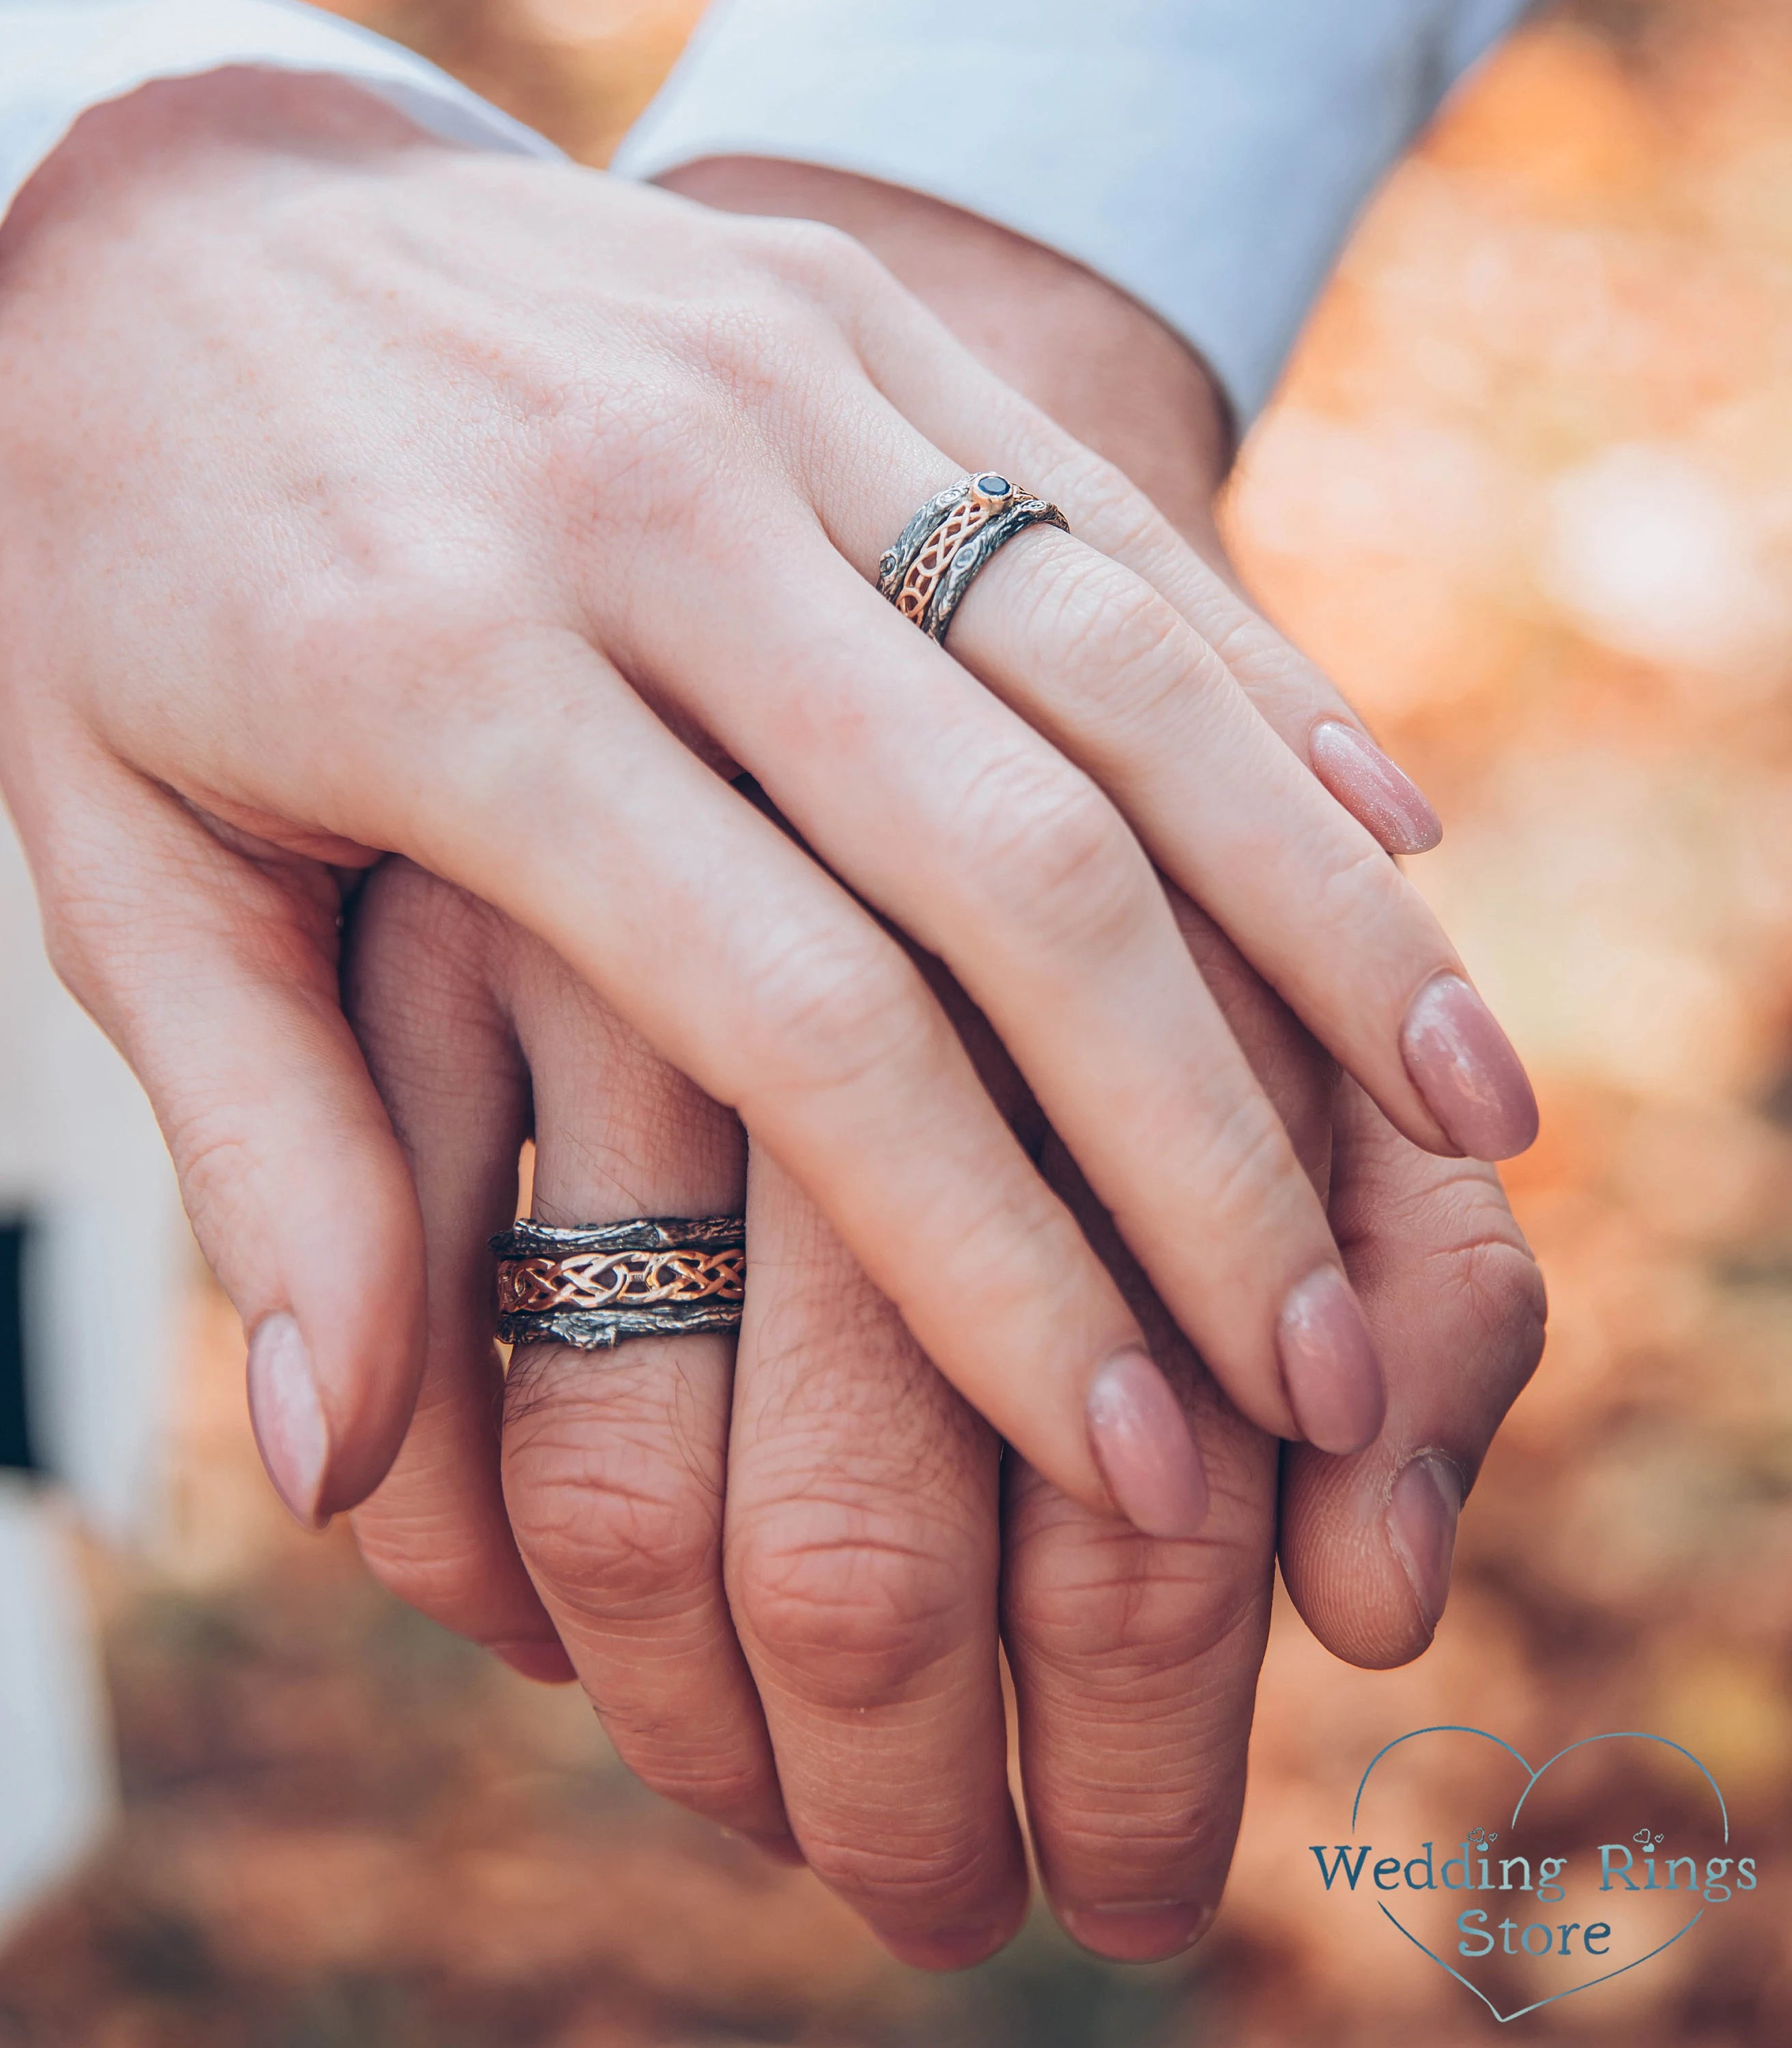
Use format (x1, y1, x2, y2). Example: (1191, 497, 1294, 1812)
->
(3, 1, 1790, 2043)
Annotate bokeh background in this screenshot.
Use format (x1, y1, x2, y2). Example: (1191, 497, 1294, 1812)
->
(3, 0, 1790, 2040)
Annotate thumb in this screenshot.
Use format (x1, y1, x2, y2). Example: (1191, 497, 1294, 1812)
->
(1277, 1077, 1546, 1666)
(18, 758, 424, 1524)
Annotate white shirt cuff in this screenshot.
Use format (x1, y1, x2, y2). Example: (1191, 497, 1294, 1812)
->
(0, 0, 560, 231)
(613, 0, 1531, 424)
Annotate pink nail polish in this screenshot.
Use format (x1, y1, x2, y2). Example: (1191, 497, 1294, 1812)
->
(246, 1312, 330, 1528)
(1309, 721, 1442, 855)
(1387, 1455, 1464, 1632)
(1401, 971, 1539, 1160)
(1276, 1268, 1386, 1454)
(489, 1638, 580, 1686)
(1085, 1348, 1208, 1539)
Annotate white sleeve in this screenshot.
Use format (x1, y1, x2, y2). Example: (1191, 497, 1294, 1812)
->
(614, 0, 1533, 423)
(0, 0, 561, 231)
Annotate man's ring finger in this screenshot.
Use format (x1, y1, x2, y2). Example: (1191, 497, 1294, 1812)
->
(494, 1215, 746, 1349)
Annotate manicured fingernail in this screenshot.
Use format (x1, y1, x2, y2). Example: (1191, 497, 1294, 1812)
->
(1059, 1901, 1214, 1961)
(1309, 721, 1442, 855)
(1085, 1348, 1208, 1539)
(246, 1313, 330, 1528)
(489, 1638, 580, 1686)
(1401, 971, 1539, 1160)
(1388, 1455, 1464, 1632)
(1277, 1268, 1386, 1454)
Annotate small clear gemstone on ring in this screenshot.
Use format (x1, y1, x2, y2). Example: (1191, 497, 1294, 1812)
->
(974, 472, 1012, 498)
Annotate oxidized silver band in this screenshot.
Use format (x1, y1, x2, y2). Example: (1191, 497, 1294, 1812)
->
(492, 1215, 744, 1350)
(877, 472, 1069, 644)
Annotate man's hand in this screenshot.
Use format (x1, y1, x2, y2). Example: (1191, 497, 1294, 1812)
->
(339, 868, 1541, 1970)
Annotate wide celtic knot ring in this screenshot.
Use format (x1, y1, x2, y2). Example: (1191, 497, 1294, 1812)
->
(492, 1215, 745, 1350)
(877, 471, 1070, 644)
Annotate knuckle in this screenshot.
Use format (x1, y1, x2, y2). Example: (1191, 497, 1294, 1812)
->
(31, 843, 197, 1013)
(1305, 831, 1410, 941)
(1191, 1096, 1311, 1242)
(954, 749, 1149, 957)
(287, 564, 518, 703)
(33, 889, 108, 1011)
(162, 1104, 257, 1225)
(240, 487, 537, 681)
(1025, 551, 1210, 732)
(741, 920, 939, 1097)
(1451, 1233, 1549, 1385)
(606, 285, 829, 451)
(750, 216, 883, 302)
(728, 1524, 969, 1703)
(502, 1376, 720, 1620)
(1355, 1163, 1549, 1393)
(1007, 1526, 1268, 1688)
(1061, 447, 1177, 560)
(510, 1469, 717, 1622)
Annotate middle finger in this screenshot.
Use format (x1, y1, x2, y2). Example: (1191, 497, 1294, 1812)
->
(723, 1146, 1027, 1969)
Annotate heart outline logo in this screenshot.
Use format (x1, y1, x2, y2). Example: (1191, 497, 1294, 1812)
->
(1352, 1726, 1729, 2025)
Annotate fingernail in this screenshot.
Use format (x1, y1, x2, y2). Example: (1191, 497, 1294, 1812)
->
(1388, 1455, 1464, 1632)
(246, 1312, 330, 1528)
(489, 1638, 579, 1686)
(885, 1923, 1015, 1971)
(1309, 721, 1442, 855)
(1277, 1268, 1386, 1454)
(1401, 971, 1539, 1160)
(1085, 1348, 1208, 1539)
(1059, 1901, 1214, 1961)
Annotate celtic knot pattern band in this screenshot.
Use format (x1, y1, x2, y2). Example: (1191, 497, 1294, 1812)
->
(877, 472, 1070, 644)
(492, 1216, 745, 1350)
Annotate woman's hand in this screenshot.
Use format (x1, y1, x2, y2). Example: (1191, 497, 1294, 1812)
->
(0, 69, 1535, 1535)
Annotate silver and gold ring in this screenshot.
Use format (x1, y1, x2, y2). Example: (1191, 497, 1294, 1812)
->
(493, 1215, 745, 1350)
(877, 472, 1069, 644)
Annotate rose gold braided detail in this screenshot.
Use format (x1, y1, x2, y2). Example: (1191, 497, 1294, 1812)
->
(894, 494, 994, 624)
(497, 1248, 745, 1315)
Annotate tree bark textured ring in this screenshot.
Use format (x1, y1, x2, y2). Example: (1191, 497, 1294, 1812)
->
(877, 472, 1069, 644)
(492, 1216, 745, 1350)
